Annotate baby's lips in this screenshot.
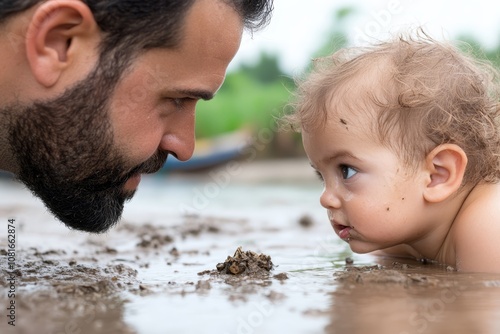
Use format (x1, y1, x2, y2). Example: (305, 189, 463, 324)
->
(338, 226, 352, 240)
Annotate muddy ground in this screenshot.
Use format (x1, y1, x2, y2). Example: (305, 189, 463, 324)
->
(1, 160, 500, 334)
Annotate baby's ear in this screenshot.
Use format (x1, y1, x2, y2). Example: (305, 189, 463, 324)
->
(423, 144, 467, 203)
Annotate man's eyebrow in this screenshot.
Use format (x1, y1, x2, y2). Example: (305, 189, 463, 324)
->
(178, 89, 214, 101)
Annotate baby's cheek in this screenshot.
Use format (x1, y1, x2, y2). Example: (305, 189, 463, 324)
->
(341, 190, 354, 201)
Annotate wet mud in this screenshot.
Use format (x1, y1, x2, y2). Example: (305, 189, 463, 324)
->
(2, 170, 500, 334)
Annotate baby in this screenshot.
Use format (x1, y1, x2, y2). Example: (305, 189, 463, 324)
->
(285, 33, 500, 273)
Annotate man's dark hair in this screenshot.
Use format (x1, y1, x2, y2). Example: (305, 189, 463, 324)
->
(0, 0, 273, 87)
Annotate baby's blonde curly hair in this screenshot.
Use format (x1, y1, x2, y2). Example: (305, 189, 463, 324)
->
(285, 33, 500, 186)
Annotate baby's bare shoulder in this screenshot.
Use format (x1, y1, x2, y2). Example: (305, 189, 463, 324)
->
(453, 183, 500, 272)
(458, 183, 500, 221)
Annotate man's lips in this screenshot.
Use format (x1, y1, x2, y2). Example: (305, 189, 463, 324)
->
(121, 151, 169, 192)
(123, 174, 141, 192)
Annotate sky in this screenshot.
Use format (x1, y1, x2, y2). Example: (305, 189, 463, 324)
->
(229, 0, 500, 75)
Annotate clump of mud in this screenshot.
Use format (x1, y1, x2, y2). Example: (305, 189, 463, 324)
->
(216, 246, 274, 276)
(196, 247, 279, 290)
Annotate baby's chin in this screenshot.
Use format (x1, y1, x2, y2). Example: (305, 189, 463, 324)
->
(345, 239, 386, 255)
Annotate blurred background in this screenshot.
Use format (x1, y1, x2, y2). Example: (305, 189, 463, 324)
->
(178, 0, 500, 170)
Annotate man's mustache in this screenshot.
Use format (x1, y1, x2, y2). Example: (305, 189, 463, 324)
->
(129, 150, 170, 176)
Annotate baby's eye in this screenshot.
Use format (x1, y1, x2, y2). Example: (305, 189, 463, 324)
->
(340, 165, 357, 179)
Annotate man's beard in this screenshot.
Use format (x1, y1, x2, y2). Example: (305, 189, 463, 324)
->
(6, 61, 168, 233)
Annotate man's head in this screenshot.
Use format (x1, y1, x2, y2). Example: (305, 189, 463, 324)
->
(0, 0, 273, 232)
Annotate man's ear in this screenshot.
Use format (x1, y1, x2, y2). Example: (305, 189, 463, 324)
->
(423, 144, 468, 203)
(25, 0, 99, 87)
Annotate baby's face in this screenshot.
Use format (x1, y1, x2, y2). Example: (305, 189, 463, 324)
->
(302, 112, 430, 254)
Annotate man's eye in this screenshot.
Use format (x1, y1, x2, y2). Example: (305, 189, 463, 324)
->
(340, 165, 357, 179)
(171, 97, 198, 110)
(171, 98, 183, 108)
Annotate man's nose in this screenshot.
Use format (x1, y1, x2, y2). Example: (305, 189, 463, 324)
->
(159, 110, 196, 161)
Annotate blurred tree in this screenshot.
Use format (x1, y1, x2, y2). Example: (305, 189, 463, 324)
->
(456, 35, 500, 69)
(194, 51, 297, 157)
(195, 67, 292, 139)
(240, 52, 294, 86)
(312, 7, 354, 59)
(303, 6, 355, 74)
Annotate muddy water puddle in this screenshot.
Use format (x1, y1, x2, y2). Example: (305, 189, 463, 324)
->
(1, 168, 500, 334)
